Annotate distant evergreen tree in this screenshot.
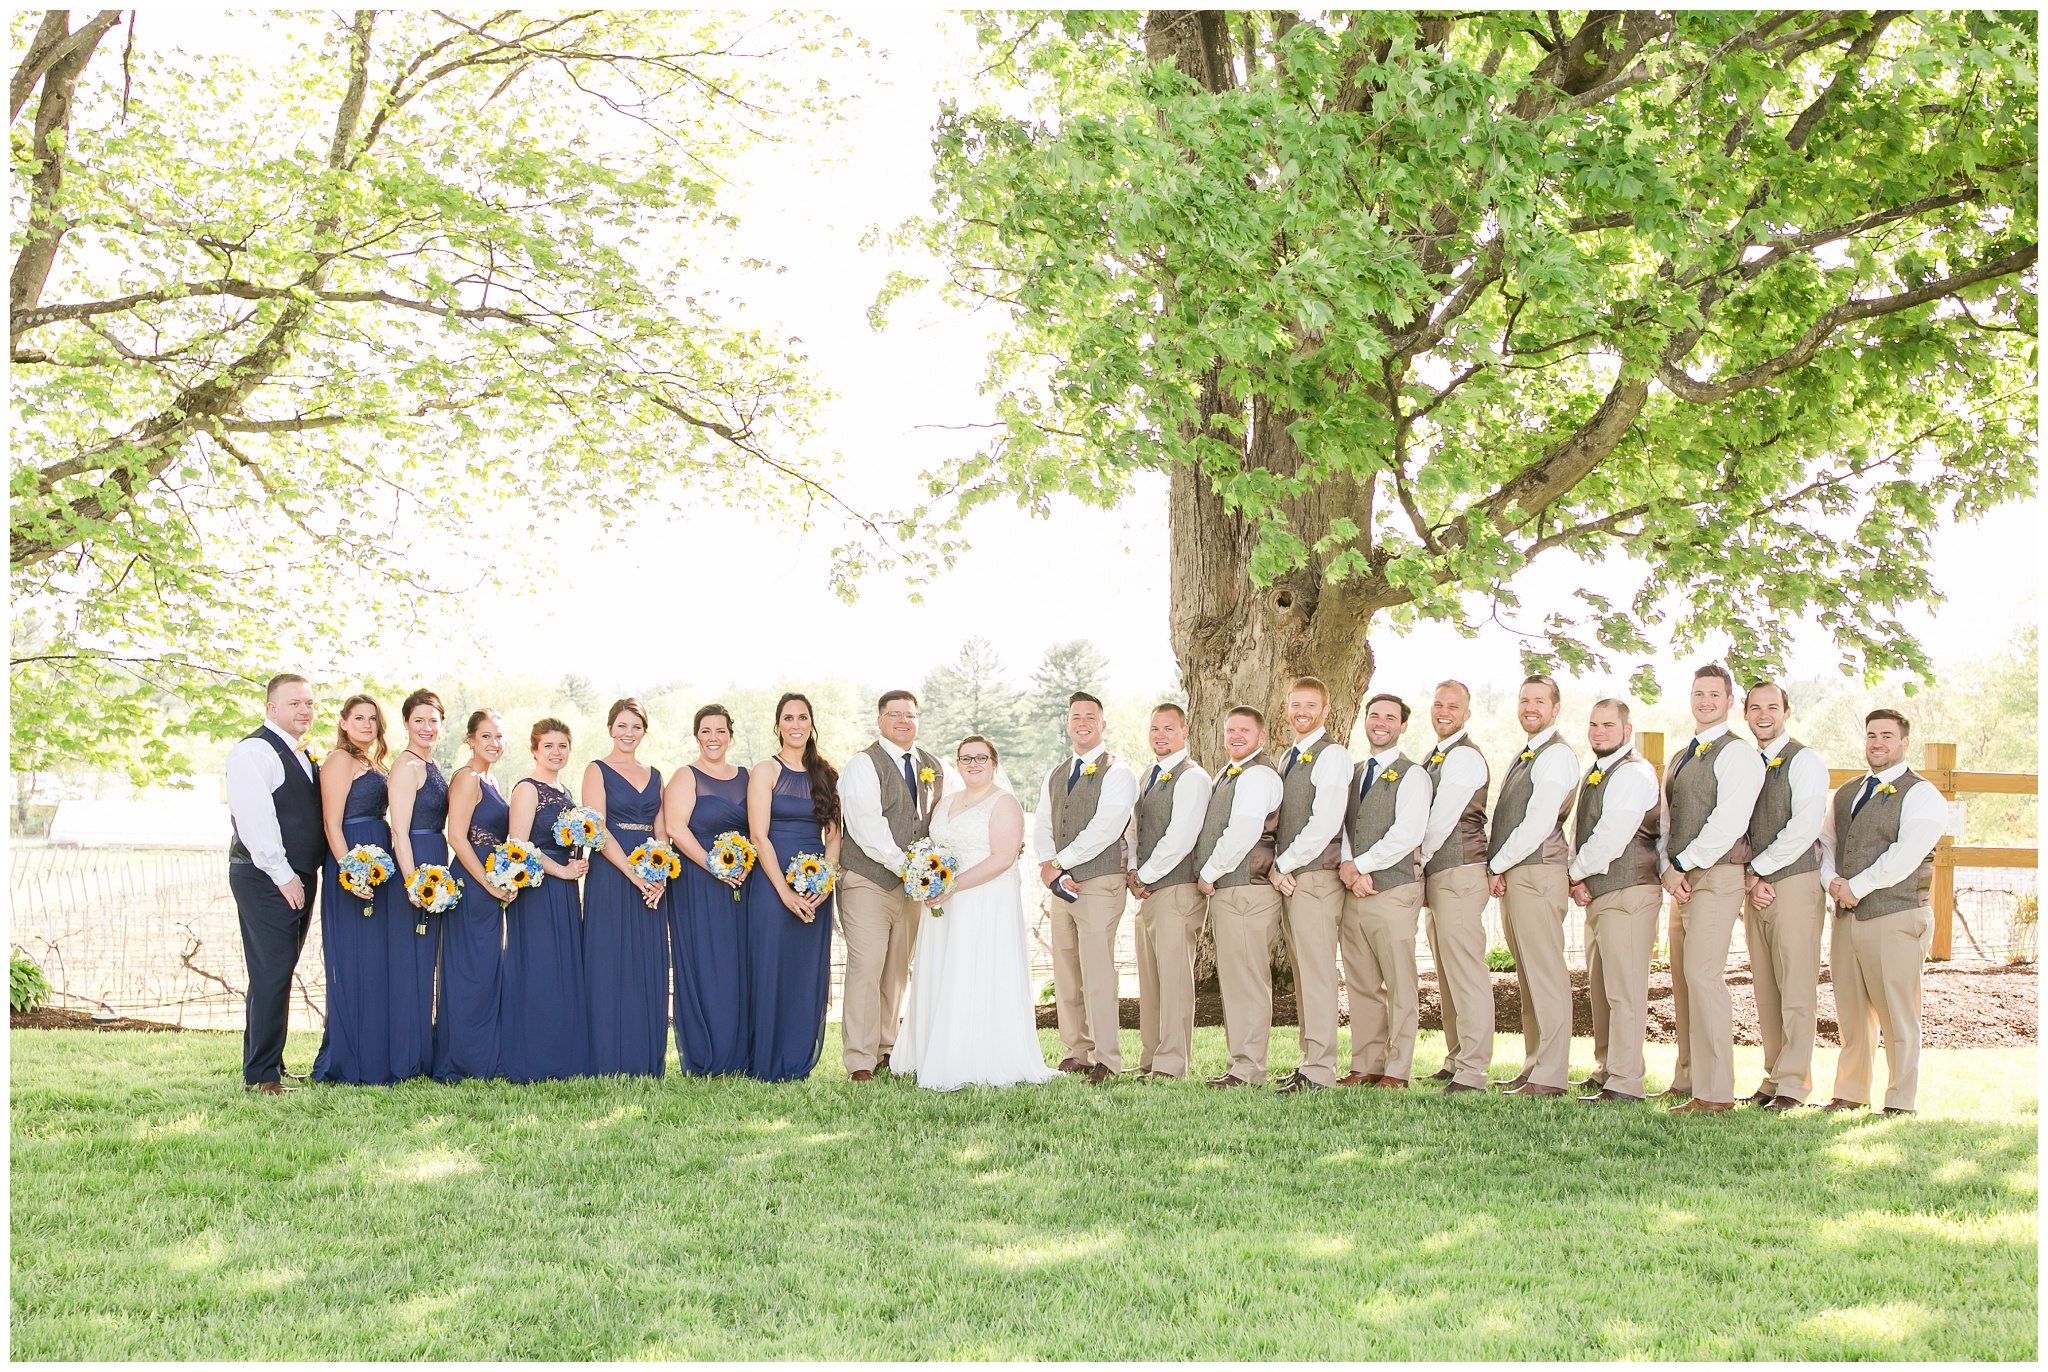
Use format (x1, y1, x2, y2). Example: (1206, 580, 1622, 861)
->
(919, 638, 1028, 766)
(1018, 639, 1111, 792)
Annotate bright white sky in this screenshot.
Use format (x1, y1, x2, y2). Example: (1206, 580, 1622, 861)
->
(401, 12, 2037, 702)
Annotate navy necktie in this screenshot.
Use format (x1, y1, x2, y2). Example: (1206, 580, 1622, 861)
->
(901, 751, 917, 797)
(1145, 763, 1161, 794)
(1284, 746, 1301, 776)
(1672, 737, 1702, 779)
(1068, 757, 1085, 792)
(1851, 775, 1880, 817)
(1361, 758, 1379, 796)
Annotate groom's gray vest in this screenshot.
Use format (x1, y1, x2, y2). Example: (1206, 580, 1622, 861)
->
(840, 740, 944, 889)
(1045, 752, 1126, 882)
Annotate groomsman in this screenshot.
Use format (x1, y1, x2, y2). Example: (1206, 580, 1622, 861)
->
(1418, 680, 1493, 1094)
(1566, 700, 1663, 1103)
(1820, 709, 1944, 1115)
(1485, 675, 1580, 1096)
(1335, 694, 1432, 1087)
(1034, 691, 1140, 1083)
(1740, 681, 1832, 1110)
(1193, 706, 1285, 1088)
(1126, 703, 1213, 1079)
(837, 689, 948, 1081)
(1658, 663, 1766, 1113)
(224, 673, 323, 1093)
(1267, 677, 1356, 1093)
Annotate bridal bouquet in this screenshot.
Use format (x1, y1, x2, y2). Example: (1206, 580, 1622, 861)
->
(900, 838, 958, 916)
(337, 844, 394, 917)
(707, 830, 757, 900)
(552, 804, 606, 856)
(628, 840, 683, 908)
(404, 863, 463, 934)
(783, 852, 835, 921)
(485, 839, 544, 909)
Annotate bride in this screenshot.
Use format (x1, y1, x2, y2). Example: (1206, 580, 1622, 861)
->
(893, 734, 1060, 1090)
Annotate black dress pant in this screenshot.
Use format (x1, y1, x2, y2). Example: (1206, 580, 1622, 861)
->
(231, 861, 317, 1084)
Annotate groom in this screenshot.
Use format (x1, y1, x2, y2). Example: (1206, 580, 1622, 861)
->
(836, 689, 947, 1082)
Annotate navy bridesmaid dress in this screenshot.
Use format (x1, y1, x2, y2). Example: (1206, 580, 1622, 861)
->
(386, 757, 445, 1080)
(313, 767, 402, 1084)
(745, 765, 834, 1082)
(672, 765, 751, 1075)
(433, 773, 507, 1083)
(584, 762, 671, 1077)
(498, 778, 592, 1082)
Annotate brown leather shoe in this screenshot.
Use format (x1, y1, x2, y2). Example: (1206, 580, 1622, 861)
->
(876, 1054, 892, 1074)
(1370, 1076, 1409, 1089)
(1336, 1071, 1374, 1087)
(1880, 1106, 1916, 1117)
(1493, 1075, 1530, 1092)
(1578, 1088, 1639, 1103)
(1742, 1087, 1776, 1106)
(1142, 1070, 1179, 1081)
(1443, 1081, 1484, 1094)
(1206, 1073, 1251, 1089)
(1056, 1057, 1090, 1074)
(1086, 1063, 1115, 1085)
(1427, 1067, 1455, 1081)
(245, 1081, 294, 1095)
(1669, 1098, 1734, 1114)
(1275, 1071, 1327, 1094)
(848, 1069, 875, 1082)
(1762, 1096, 1802, 1112)
(1503, 1082, 1565, 1097)
(1821, 1097, 1866, 1112)
(1652, 1085, 1689, 1099)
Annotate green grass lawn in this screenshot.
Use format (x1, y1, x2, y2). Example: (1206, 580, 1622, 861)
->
(10, 1025, 2037, 1360)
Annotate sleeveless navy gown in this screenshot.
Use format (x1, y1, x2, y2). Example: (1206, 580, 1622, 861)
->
(313, 768, 408, 1084)
(434, 772, 507, 1083)
(387, 757, 446, 1080)
(499, 778, 592, 1082)
(672, 765, 751, 1074)
(745, 766, 835, 1082)
(584, 762, 671, 1077)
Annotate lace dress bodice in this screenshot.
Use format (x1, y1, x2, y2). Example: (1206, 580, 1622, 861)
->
(928, 789, 1007, 870)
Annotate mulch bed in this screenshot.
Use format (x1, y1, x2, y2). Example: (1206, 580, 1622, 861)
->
(1037, 958, 2038, 1049)
(10, 1007, 186, 1032)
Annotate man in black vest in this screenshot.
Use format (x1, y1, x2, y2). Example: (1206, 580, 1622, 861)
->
(224, 674, 323, 1093)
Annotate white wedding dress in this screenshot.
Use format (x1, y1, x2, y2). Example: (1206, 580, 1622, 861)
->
(893, 788, 1060, 1091)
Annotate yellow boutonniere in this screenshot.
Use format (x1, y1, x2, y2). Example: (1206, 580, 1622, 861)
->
(1297, 750, 1313, 766)
(1157, 771, 1173, 783)
(1428, 750, 1446, 766)
(1381, 768, 1400, 784)
(1876, 782, 1898, 797)
(1587, 769, 1605, 787)
(1697, 740, 1716, 758)
(918, 767, 934, 785)
(302, 743, 322, 766)
(1226, 765, 1243, 778)
(1518, 748, 1536, 763)
(1082, 763, 1097, 778)
(1767, 755, 1785, 769)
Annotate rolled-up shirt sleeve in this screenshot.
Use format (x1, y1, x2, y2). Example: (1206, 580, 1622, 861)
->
(1056, 759, 1139, 870)
(1674, 740, 1767, 871)
(1489, 743, 1578, 874)
(838, 751, 904, 875)
(226, 737, 294, 887)
(1568, 760, 1659, 882)
(1352, 765, 1433, 874)
(1137, 765, 1212, 886)
(1275, 745, 1354, 874)
(1844, 781, 1948, 902)
(1749, 747, 1831, 879)
(1200, 768, 1283, 886)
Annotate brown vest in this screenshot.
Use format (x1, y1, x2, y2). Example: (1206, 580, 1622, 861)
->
(839, 740, 945, 888)
(1422, 733, 1489, 876)
(1192, 754, 1278, 889)
(1747, 738, 1822, 879)
(1487, 733, 1577, 869)
(1046, 752, 1126, 882)
(1831, 770, 1935, 920)
(1664, 733, 1754, 869)
(1343, 753, 1421, 891)
(1572, 751, 1661, 898)
(1274, 737, 1342, 871)
(1132, 758, 1200, 890)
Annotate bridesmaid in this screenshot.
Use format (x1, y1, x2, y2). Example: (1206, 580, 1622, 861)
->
(435, 709, 513, 1083)
(744, 692, 841, 1083)
(312, 694, 400, 1085)
(660, 704, 750, 1075)
(500, 717, 592, 1082)
(580, 698, 671, 1078)
(385, 688, 446, 1081)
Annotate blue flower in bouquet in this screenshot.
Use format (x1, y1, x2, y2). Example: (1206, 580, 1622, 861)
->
(900, 838, 958, 916)
(485, 840, 544, 909)
(629, 840, 683, 885)
(707, 830, 757, 901)
(552, 804, 606, 854)
(783, 852, 836, 922)
(404, 863, 463, 934)
(338, 843, 394, 916)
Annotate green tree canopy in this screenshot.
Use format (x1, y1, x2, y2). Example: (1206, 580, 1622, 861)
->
(897, 9, 2036, 752)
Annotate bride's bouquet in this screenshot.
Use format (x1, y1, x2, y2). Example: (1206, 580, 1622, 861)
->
(900, 838, 958, 917)
(404, 864, 463, 935)
(337, 843, 394, 917)
(783, 852, 835, 922)
(707, 830, 757, 900)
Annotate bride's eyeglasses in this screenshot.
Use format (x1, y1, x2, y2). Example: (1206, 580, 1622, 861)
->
(956, 752, 993, 767)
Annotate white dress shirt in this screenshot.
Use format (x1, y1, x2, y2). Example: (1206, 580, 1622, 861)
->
(1658, 720, 1768, 872)
(1418, 728, 1489, 866)
(1339, 746, 1433, 872)
(1198, 759, 1286, 887)
(1033, 744, 1141, 869)
(839, 738, 957, 876)
(1488, 726, 1579, 874)
(225, 720, 316, 887)
(1132, 749, 1213, 886)
(1568, 747, 1660, 882)
(1819, 762, 1948, 901)
(1749, 736, 1833, 879)
(1273, 727, 1355, 875)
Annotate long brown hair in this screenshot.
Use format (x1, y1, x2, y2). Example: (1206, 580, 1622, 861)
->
(774, 692, 840, 831)
(333, 694, 390, 773)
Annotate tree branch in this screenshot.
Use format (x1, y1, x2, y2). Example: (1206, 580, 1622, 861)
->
(9, 9, 120, 124)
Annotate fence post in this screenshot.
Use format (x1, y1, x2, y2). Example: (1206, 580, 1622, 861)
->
(1639, 730, 1665, 778)
(1925, 741, 1958, 962)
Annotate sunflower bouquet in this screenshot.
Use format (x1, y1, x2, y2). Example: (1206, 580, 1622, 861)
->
(707, 830, 757, 900)
(783, 852, 836, 921)
(337, 844, 394, 917)
(628, 840, 683, 908)
(485, 839, 544, 909)
(552, 804, 606, 857)
(900, 838, 958, 917)
(404, 863, 463, 934)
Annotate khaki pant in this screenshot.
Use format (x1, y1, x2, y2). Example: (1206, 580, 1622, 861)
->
(1502, 864, 1571, 1090)
(1134, 881, 1205, 1076)
(1668, 862, 1744, 1104)
(837, 869, 922, 1073)
(1830, 904, 1931, 1112)
(1281, 868, 1346, 1086)
(1340, 880, 1424, 1080)
(1745, 869, 1827, 1103)
(1210, 883, 1284, 1084)
(1582, 884, 1662, 1099)
(1048, 872, 1128, 1072)
(1425, 865, 1494, 1088)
